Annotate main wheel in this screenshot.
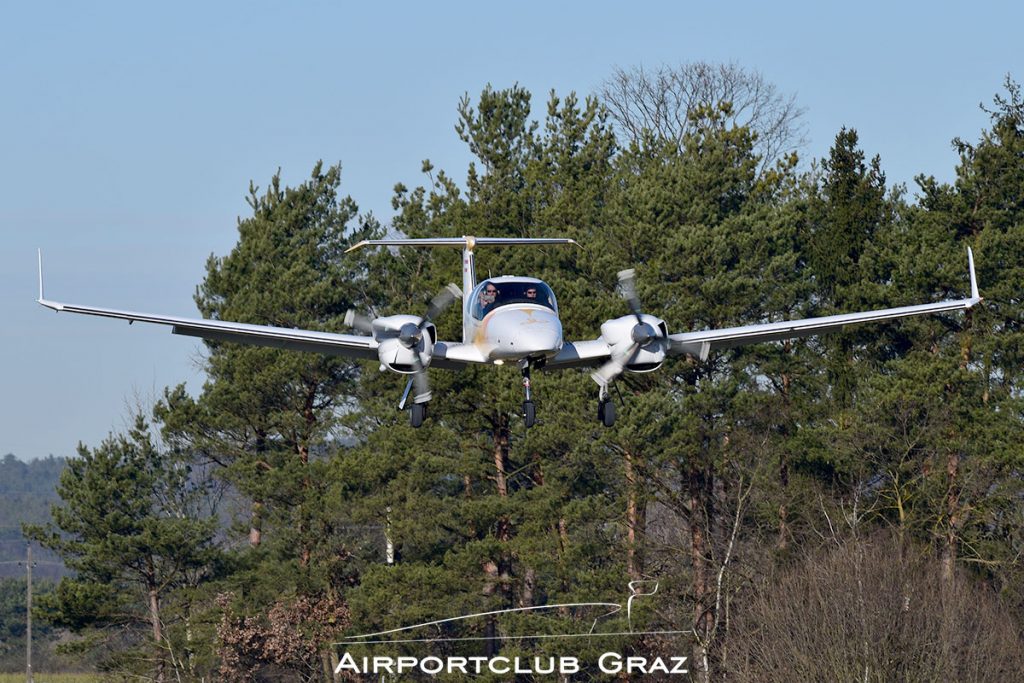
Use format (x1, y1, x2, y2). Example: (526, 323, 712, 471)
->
(410, 403, 426, 428)
(598, 399, 616, 427)
(523, 400, 536, 428)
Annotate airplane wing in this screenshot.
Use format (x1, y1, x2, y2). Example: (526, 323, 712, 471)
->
(34, 252, 492, 367)
(546, 340, 615, 369)
(550, 248, 981, 368)
(669, 248, 981, 361)
(37, 297, 382, 360)
(36, 251, 379, 360)
(430, 342, 487, 369)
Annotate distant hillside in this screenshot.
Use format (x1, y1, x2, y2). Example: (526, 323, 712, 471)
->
(0, 454, 67, 580)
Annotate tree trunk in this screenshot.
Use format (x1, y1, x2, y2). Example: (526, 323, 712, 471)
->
(320, 651, 334, 682)
(557, 517, 570, 618)
(778, 369, 791, 552)
(687, 467, 714, 680)
(148, 586, 165, 683)
(941, 450, 960, 586)
(249, 500, 263, 547)
(624, 448, 646, 581)
(484, 411, 513, 655)
(251, 432, 269, 547)
(521, 568, 537, 608)
(464, 475, 477, 538)
(520, 451, 544, 607)
(688, 468, 712, 632)
(330, 649, 343, 683)
(298, 386, 316, 567)
(942, 314, 970, 587)
(777, 455, 789, 552)
(493, 412, 509, 498)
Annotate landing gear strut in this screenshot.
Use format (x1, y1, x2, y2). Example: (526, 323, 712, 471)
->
(597, 384, 616, 427)
(521, 361, 536, 428)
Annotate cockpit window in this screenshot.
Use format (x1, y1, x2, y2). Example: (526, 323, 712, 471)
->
(471, 281, 557, 320)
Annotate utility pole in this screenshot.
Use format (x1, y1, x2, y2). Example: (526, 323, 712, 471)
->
(385, 506, 394, 565)
(23, 545, 36, 683)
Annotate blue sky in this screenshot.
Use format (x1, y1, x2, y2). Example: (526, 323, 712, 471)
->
(2, 1, 1021, 460)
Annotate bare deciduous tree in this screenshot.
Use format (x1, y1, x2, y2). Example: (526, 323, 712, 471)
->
(728, 532, 1024, 682)
(599, 62, 807, 173)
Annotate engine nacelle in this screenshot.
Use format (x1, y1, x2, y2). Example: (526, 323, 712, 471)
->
(372, 314, 436, 374)
(600, 313, 668, 373)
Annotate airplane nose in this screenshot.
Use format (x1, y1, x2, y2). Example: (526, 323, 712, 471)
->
(490, 308, 563, 358)
(515, 318, 562, 355)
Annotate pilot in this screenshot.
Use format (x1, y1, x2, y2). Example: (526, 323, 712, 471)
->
(525, 286, 538, 300)
(479, 284, 498, 313)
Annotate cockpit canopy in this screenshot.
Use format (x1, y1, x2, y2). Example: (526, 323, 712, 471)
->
(471, 279, 557, 320)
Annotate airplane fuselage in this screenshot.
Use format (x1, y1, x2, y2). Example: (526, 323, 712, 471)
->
(463, 276, 563, 362)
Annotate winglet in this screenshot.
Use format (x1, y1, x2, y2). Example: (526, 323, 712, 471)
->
(36, 249, 62, 312)
(967, 247, 981, 303)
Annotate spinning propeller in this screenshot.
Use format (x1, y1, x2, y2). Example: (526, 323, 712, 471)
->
(592, 269, 663, 386)
(345, 283, 462, 408)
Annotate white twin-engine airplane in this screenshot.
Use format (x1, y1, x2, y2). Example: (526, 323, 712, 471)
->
(38, 237, 981, 428)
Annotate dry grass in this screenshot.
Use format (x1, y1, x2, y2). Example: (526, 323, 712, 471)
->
(0, 675, 102, 683)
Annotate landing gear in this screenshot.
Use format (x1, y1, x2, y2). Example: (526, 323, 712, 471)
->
(523, 400, 536, 428)
(400, 376, 429, 428)
(521, 360, 536, 428)
(597, 384, 616, 427)
(410, 402, 426, 428)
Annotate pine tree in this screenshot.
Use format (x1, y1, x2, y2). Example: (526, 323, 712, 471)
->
(25, 415, 219, 682)
(897, 77, 1024, 591)
(154, 162, 380, 680)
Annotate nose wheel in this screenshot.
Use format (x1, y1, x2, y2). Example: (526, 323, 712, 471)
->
(521, 361, 536, 428)
(523, 400, 536, 428)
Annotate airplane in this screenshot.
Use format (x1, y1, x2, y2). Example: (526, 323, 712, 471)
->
(37, 237, 982, 428)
